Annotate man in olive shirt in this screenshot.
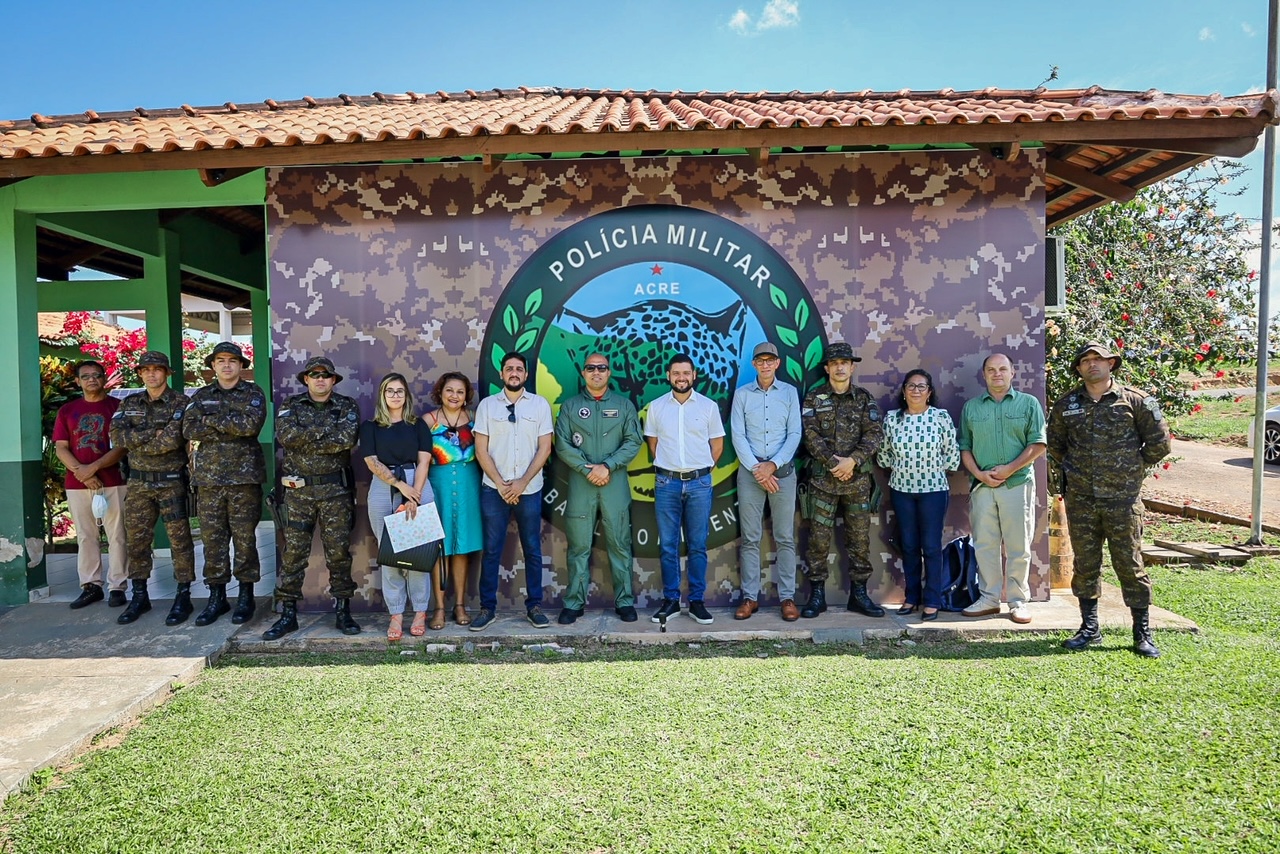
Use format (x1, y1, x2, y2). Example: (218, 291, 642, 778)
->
(958, 354, 1046, 624)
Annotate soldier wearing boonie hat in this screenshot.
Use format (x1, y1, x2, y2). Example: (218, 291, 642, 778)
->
(1048, 339, 1171, 658)
(184, 341, 267, 627)
(111, 350, 198, 626)
(264, 354, 363, 640)
(800, 340, 885, 620)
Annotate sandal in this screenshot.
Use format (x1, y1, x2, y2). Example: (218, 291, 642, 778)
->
(429, 608, 447, 631)
(387, 614, 403, 642)
(454, 604, 471, 626)
(409, 611, 427, 637)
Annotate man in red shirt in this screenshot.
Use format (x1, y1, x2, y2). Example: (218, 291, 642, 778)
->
(53, 360, 129, 608)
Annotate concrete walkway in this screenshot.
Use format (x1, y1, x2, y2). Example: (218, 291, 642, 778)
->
(0, 585, 1195, 803)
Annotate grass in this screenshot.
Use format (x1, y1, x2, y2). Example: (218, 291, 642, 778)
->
(1170, 390, 1279, 444)
(3, 532, 1279, 853)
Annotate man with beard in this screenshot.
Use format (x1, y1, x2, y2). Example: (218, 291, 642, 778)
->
(800, 342, 885, 619)
(183, 342, 266, 626)
(553, 353, 644, 624)
(472, 351, 554, 631)
(645, 354, 725, 625)
(110, 351, 197, 625)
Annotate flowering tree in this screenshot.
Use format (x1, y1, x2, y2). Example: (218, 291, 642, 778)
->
(1048, 159, 1265, 419)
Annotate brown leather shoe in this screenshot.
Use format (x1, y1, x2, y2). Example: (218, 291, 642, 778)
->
(734, 598, 759, 620)
(780, 599, 800, 622)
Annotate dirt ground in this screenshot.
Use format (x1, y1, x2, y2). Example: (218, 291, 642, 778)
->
(1142, 438, 1280, 528)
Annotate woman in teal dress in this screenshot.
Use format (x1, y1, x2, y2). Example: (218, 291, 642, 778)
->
(423, 372, 483, 628)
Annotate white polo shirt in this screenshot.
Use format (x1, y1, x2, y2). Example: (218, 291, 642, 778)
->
(474, 388, 553, 494)
(645, 390, 725, 472)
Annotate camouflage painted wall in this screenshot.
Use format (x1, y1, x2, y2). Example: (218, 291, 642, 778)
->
(267, 150, 1049, 612)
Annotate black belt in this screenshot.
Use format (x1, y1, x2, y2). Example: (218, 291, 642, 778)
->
(282, 470, 350, 489)
(129, 470, 184, 483)
(655, 466, 711, 480)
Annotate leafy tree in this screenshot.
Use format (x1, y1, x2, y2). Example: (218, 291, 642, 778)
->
(1048, 159, 1264, 418)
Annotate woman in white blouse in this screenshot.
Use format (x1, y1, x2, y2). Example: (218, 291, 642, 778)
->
(876, 369, 960, 621)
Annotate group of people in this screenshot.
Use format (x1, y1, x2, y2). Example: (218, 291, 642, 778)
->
(53, 333, 1171, 657)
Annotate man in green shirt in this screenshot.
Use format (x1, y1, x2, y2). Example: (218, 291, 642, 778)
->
(958, 354, 1046, 623)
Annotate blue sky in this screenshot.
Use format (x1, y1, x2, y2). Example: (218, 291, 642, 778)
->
(5, 0, 1277, 307)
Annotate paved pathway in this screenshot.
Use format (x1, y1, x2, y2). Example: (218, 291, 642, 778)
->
(0, 586, 1195, 803)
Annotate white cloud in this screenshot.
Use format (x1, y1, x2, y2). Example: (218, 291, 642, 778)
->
(1199, 27, 1215, 41)
(1243, 22, 1256, 37)
(729, 1, 799, 35)
(758, 0, 800, 30)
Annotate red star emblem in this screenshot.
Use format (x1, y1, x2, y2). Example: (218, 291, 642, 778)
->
(650, 264, 663, 275)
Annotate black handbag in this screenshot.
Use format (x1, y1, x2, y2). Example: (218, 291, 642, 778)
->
(377, 526, 442, 573)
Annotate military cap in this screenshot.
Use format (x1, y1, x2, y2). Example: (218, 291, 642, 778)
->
(297, 356, 343, 384)
(136, 351, 173, 372)
(1072, 341, 1122, 372)
(204, 341, 251, 368)
(823, 342, 862, 363)
(752, 342, 780, 360)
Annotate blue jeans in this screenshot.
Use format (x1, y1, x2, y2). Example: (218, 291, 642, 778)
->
(655, 473, 712, 601)
(891, 489, 949, 610)
(479, 485, 544, 612)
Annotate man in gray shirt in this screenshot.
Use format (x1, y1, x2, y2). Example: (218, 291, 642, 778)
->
(730, 343, 802, 621)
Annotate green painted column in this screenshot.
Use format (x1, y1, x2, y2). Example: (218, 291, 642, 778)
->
(0, 193, 46, 604)
(143, 229, 185, 383)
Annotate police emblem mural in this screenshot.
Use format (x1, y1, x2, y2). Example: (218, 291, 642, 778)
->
(479, 205, 826, 558)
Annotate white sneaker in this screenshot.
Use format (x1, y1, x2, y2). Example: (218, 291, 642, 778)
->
(1009, 603, 1032, 624)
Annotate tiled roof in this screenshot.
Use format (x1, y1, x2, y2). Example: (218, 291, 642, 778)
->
(2, 86, 1274, 161)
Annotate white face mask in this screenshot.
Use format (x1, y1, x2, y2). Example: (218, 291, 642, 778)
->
(91, 493, 109, 520)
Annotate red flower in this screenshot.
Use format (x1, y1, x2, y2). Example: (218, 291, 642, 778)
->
(1192, 403, 1203, 413)
(1121, 313, 1130, 322)
(1206, 289, 1217, 298)
(1104, 270, 1114, 280)
(1200, 342, 1211, 352)
(1215, 370, 1226, 378)
(1195, 354, 1205, 362)
(1162, 462, 1171, 470)
(1115, 338, 1125, 349)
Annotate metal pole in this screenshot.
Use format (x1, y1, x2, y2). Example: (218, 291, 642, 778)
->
(1249, 0, 1278, 544)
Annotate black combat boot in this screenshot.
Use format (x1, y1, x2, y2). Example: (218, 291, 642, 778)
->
(335, 598, 362, 635)
(847, 582, 886, 617)
(231, 582, 256, 624)
(263, 601, 298, 641)
(165, 582, 193, 626)
(1131, 608, 1161, 659)
(194, 583, 230, 626)
(117, 579, 152, 625)
(800, 584, 827, 619)
(1063, 597, 1102, 650)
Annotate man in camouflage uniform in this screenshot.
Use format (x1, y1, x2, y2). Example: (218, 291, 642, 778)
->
(110, 351, 198, 625)
(553, 353, 644, 624)
(183, 342, 267, 627)
(1047, 341, 1171, 658)
(801, 342, 885, 619)
(263, 356, 362, 640)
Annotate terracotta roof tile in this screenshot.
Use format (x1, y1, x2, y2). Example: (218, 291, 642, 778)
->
(3, 87, 1274, 163)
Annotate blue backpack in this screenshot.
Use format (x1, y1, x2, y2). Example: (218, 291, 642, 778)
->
(940, 535, 980, 612)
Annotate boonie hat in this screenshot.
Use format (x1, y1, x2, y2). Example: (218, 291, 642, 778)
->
(136, 351, 172, 372)
(1072, 341, 1122, 372)
(204, 341, 251, 368)
(752, 342, 780, 360)
(297, 356, 343, 384)
(823, 342, 861, 363)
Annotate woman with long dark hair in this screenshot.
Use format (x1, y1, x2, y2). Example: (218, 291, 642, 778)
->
(876, 369, 959, 621)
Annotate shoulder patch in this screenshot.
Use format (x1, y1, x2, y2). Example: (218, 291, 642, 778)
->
(250, 397, 262, 407)
(578, 407, 591, 419)
(1143, 397, 1164, 421)
(346, 411, 358, 422)
(869, 409, 881, 421)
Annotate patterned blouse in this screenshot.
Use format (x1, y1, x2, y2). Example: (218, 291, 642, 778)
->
(876, 406, 960, 493)
(429, 416, 476, 465)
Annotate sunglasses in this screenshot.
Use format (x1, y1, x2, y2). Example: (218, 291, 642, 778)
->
(583, 365, 609, 373)
(307, 371, 335, 379)
(506, 402, 517, 423)
(78, 373, 105, 380)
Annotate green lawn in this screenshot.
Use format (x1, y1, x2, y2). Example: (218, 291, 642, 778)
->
(3, 539, 1279, 853)
(1170, 390, 1279, 444)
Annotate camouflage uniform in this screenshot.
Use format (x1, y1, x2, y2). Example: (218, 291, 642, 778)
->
(801, 382, 884, 584)
(183, 377, 267, 585)
(273, 388, 361, 603)
(110, 385, 196, 583)
(1047, 381, 1171, 607)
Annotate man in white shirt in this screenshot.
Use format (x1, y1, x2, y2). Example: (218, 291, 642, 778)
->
(472, 352, 554, 630)
(644, 354, 725, 625)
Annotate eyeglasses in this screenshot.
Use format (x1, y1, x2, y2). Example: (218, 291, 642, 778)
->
(506, 403, 517, 423)
(905, 383, 930, 391)
(583, 365, 609, 373)
(306, 372, 335, 379)
(78, 373, 104, 381)
(384, 388, 406, 397)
